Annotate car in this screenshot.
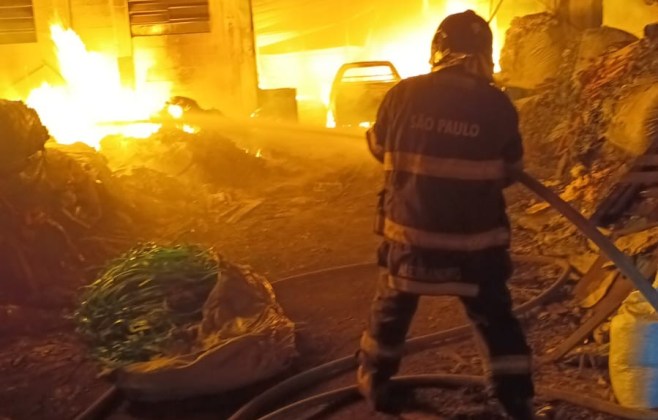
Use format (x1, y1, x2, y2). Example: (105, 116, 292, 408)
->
(328, 61, 401, 128)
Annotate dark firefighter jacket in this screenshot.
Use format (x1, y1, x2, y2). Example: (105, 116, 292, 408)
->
(368, 66, 524, 297)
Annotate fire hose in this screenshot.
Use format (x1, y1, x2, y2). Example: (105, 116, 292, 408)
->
(76, 171, 658, 420)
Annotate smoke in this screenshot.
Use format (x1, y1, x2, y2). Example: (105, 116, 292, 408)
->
(603, 0, 658, 37)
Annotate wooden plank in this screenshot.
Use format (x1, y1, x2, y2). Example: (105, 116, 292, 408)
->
(591, 139, 658, 226)
(635, 155, 658, 167)
(590, 183, 640, 226)
(130, 19, 210, 36)
(545, 276, 634, 362)
(0, 17, 35, 32)
(622, 172, 658, 184)
(573, 255, 608, 301)
(0, 0, 33, 7)
(545, 259, 655, 362)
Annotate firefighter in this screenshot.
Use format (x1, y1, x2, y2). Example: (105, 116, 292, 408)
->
(357, 10, 534, 420)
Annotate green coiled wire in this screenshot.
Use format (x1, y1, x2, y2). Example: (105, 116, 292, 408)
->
(74, 243, 220, 367)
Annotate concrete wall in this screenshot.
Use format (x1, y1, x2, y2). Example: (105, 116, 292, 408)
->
(0, 0, 258, 114)
(0, 0, 66, 99)
(133, 0, 258, 113)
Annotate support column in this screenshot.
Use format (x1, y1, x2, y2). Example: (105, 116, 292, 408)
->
(111, 0, 135, 89)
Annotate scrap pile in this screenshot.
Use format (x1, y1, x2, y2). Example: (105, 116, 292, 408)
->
(74, 243, 220, 367)
(0, 100, 105, 299)
(75, 243, 296, 401)
(0, 97, 302, 402)
(500, 11, 658, 411)
(101, 125, 269, 188)
(0, 98, 282, 303)
(504, 13, 658, 258)
(505, 13, 658, 185)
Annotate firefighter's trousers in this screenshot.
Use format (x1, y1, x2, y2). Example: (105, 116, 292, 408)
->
(358, 267, 534, 410)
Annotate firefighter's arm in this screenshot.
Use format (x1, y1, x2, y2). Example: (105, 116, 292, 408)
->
(366, 89, 395, 163)
(501, 100, 524, 187)
(366, 127, 384, 162)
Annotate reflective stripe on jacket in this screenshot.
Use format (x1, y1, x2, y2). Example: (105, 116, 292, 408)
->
(383, 152, 506, 181)
(370, 67, 523, 254)
(388, 274, 479, 297)
(384, 218, 510, 252)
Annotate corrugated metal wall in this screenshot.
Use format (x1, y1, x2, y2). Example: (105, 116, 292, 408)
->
(0, 0, 36, 44)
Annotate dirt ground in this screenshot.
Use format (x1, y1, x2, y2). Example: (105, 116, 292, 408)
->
(0, 127, 628, 420)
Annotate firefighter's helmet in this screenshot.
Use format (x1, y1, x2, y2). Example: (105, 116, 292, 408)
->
(430, 10, 493, 66)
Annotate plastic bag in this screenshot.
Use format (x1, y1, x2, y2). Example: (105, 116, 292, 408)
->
(115, 264, 296, 401)
(610, 280, 658, 408)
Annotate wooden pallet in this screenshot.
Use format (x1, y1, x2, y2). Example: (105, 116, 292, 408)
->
(591, 151, 658, 226)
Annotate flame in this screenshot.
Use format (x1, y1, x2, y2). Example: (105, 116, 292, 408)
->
(26, 24, 170, 148)
(258, 1, 507, 128)
(182, 124, 199, 134)
(371, 1, 503, 79)
(167, 104, 184, 119)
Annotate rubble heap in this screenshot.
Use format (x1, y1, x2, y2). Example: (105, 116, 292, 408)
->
(501, 15, 658, 269)
(0, 100, 98, 299)
(0, 100, 278, 303)
(508, 16, 658, 180)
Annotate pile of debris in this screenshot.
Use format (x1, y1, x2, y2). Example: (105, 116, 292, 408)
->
(0, 98, 280, 304)
(0, 100, 94, 300)
(101, 126, 270, 188)
(75, 242, 296, 401)
(504, 13, 658, 190)
(502, 12, 658, 261)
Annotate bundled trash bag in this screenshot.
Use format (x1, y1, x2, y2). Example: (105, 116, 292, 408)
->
(75, 244, 296, 401)
(610, 280, 658, 408)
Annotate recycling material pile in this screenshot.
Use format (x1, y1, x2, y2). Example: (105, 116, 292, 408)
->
(73, 243, 296, 400)
(0, 98, 278, 303)
(101, 125, 270, 188)
(74, 243, 220, 367)
(0, 99, 93, 300)
(504, 12, 658, 186)
(501, 13, 658, 261)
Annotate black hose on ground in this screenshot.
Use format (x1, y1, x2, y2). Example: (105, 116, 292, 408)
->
(227, 255, 570, 420)
(76, 256, 568, 420)
(232, 172, 658, 420)
(74, 386, 120, 420)
(80, 172, 658, 420)
(273, 262, 374, 284)
(256, 375, 658, 420)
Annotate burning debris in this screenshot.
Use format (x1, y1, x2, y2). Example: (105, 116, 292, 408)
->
(4, 2, 658, 419)
(0, 99, 90, 299)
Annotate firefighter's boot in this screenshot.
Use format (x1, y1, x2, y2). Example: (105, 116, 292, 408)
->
(500, 397, 535, 420)
(356, 365, 395, 412)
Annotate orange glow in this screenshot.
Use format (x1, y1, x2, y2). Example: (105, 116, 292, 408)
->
(167, 104, 184, 119)
(26, 24, 170, 148)
(366, 1, 503, 78)
(182, 124, 199, 134)
(258, 1, 506, 126)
